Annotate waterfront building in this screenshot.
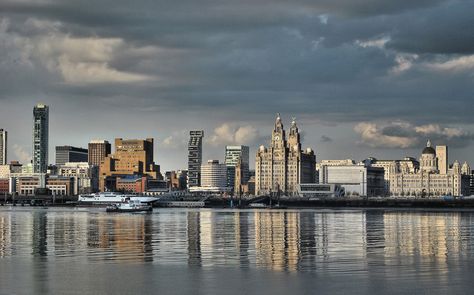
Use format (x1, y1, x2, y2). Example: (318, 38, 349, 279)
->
(255, 114, 316, 196)
(144, 178, 169, 195)
(21, 163, 34, 174)
(115, 176, 148, 193)
(461, 162, 470, 175)
(0, 162, 24, 179)
(298, 183, 345, 198)
(46, 176, 74, 196)
(246, 176, 256, 196)
(0, 129, 7, 165)
(59, 162, 98, 194)
(188, 130, 204, 188)
(318, 164, 385, 197)
(33, 104, 49, 173)
(201, 160, 227, 188)
(0, 165, 10, 179)
(317, 159, 356, 167)
(225, 145, 249, 190)
(188, 160, 229, 193)
(234, 159, 246, 195)
(9, 161, 22, 174)
(55, 146, 88, 167)
(366, 157, 419, 195)
(47, 164, 58, 175)
(388, 141, 470, 197)
(14, 174, 47, 196)
(88, 140, 111, 167)
(470, 170, 474, 196)
(166, 170, 188, 190)
(99, 138, 160, 191)
(0, 178, 9, 194)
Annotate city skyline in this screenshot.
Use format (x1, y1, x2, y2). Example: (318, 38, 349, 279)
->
(0, 0, 473, 171)
(1, 1, 474, 293)
(0, 106, 472, 172)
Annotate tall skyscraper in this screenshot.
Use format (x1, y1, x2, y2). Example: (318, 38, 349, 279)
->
(225, 145, 249, 189)
(188, 130, 204, 188)
(0, 129, 7, 165)
(256, 114, 316, 195)
(88, 140, 111, 166)
(33, 104, 49, 173)
(55, 146, 88, 166)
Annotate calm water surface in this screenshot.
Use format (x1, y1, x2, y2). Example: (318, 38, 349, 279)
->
(1, 207, 474, 294)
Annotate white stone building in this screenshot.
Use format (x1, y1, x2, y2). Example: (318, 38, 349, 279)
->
(188, 160, 230, 193)
(318, 163, 385, 197)
(255, 114, 316, 196)
(367, 157, 419, 195)
(388, 141, 470, 197)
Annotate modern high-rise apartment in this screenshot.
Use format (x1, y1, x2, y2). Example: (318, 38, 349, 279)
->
(187, 130, 204, 188)
(33, 104, 49, 173)
(88, 140, 111, 166)
(0, 129, 7, 165)
(225, 145, 249, 189)
(55, 146, 88, 166)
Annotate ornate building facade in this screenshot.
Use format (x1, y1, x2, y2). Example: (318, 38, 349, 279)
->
(255, 114, 316, 195)
(388, 141, 470, 197)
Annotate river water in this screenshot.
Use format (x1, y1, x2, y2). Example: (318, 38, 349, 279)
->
(1, 207, 474, 294)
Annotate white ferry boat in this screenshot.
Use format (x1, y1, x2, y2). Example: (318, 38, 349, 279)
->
(106, 200, 153, 213)
(78, 192, 159, 204)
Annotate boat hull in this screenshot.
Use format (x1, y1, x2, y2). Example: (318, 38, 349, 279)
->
(106, 207, 153, 213)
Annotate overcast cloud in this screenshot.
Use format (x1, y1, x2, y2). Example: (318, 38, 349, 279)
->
(0, 0, 473, 170)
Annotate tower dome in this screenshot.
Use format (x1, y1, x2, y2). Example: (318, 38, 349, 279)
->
(422, 140, 436, 155)
(420, 140, 437, 173)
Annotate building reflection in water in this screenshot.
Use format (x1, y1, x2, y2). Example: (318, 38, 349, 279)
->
(0, 214, 11, 257)
(32, 211, 48, 257)
(187, 211, 201, 266)
(254, 211, 300, 272)
(298, 212, 316, 269)
(3, 208, 474, 274)
(236, 212, 250, 268)
(383, 212, 464, 259)
(380, 211, 474, 286)
(86, 213, 153, 263)
(365, 210, 386, 260)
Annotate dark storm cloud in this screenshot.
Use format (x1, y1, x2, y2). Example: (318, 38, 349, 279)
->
(386, 1, 474, 54)
(1, 0, 474, 169)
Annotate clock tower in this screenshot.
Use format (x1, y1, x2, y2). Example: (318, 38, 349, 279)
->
(272, 113, 286, 150)
(288, 117, 301, 152)
(256, 114, 316, 196)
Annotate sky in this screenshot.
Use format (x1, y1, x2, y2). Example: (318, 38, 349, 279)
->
(0, 0, 473, 171)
